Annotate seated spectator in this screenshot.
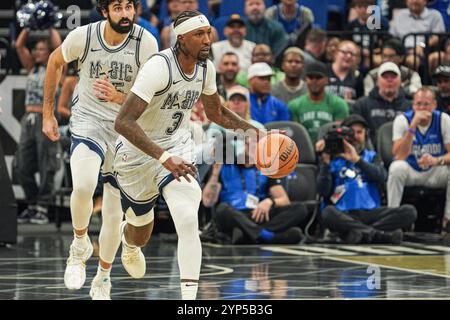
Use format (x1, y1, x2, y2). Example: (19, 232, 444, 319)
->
(364, 38, 422, 98)
(236, 44, 285, 88)
(388, 87, 450, 229)
(160, 1, 219, 49)
(318, 115, 417, 244)
(389, 0, 445, 70)
(346, 0, 389, 53)
(247, 62, 291, 124)
(202, 138, 308, 245)
(244, 0, 289, 58)
(433, 64, 450, 114)
(289, 61, 349, 143)
(326, 40, 364, 106)
(271, 47, 307, 104)
(160, 0, 183, 48)
(211, 14, 256, 73)
(325, 37, 340, 64)
(216, 52, 241, 99)
(303, 28, 327, 69)
(265, 0, 314, 45)
(205, 86, 264, 164)
(353, 62, 411, 149)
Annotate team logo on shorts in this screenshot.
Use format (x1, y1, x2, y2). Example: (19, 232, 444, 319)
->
(122, 153, 128, 162)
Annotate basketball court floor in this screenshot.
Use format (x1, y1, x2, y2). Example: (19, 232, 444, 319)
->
(1, 224, 450, 300)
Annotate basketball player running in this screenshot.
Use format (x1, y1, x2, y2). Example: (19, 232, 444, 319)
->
(113, 10, 269, 300)
(42, 0, 158, 299)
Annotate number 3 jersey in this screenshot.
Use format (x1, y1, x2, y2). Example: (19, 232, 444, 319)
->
(118, 47, 217, 162)
(61, 20, 158, 123)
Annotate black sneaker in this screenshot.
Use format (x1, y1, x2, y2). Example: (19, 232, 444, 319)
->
(373, 229, 403, 244)
(343, 230, 364, 244)
(231, 228, 245, 245)
(29, 211, 49, 225)
(272, 227, 304, 244)
(17, 208, 37, 224)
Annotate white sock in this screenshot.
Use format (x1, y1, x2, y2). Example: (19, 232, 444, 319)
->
(181, 282, 198, 300)
(97, 265, 111, 280)
(73, 231, 89, 248)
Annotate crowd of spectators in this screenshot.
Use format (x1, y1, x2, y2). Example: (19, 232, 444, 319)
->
(10, 0, 450, 246)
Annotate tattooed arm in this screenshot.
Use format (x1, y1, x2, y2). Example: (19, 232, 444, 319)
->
(201, 92, 265, 137)
(115, 92, 197, 181)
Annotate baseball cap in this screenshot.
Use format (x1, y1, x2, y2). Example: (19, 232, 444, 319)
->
(432, 64, 450, 79)
(378, 62, 401, 77)
(226, 14, 245, 27)
(227, 85, 249, 100)
(341, 114, 369, 129)
(247, 62, 274, 80)
(305, 61, 328, 77)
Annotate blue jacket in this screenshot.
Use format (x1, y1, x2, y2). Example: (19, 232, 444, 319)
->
(250, 93, 291, 124)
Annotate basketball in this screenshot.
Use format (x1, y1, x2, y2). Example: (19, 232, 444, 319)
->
(256, 133, 299, 179)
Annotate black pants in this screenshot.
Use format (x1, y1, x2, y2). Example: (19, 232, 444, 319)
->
(16, 113, 58, 207)
(215, 202, 308, 244)
(321, 205, 417, 239)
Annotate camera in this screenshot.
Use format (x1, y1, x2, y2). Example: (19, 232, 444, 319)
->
(324, 125, 354, 155)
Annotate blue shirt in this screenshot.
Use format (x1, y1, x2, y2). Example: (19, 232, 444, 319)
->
(250, 93, 291, 124)
(219, 165, 281, 211)
(404, 109, 446, 172)
(137, 17, 160, 47)
(329, 150, 381, 212)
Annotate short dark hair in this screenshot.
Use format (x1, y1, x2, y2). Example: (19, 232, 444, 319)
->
(306, 28, 327, 44)
(173, 10, 203, 28)
(96, 0, 139, 15)
(383, 38, 405, 56)
(351, 0, 376, 7)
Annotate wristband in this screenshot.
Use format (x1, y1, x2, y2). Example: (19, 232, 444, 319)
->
(159, 151, 173, 164)
(407, 127, 416, 135)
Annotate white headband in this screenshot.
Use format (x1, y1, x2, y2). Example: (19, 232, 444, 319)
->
(173, 15, 210, 37)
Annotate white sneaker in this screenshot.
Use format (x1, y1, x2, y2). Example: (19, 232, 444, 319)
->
(120, 221, 146, 278)
(64, 237, 94, 290)
(89, 275, 111, 300)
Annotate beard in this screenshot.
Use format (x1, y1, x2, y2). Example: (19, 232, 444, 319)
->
(247, 12, 264, 24)
(108, 15, 134, 34)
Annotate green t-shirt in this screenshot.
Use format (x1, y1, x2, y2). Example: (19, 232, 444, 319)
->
(288, 93, 349, 142)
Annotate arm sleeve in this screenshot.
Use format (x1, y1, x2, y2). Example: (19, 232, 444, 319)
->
(333, 97, 350, 121)
(432, 11, 446, 33)
(138, 30, 159, 67)
(355, 153, 387, 184)
(61, 25, 89, 63)
(270, 21, 289, 57)
(130, 55, 170, 104)
(202, 59, 218, 96)
(392, 114, 409, 141)
(441, 113, 450, 145)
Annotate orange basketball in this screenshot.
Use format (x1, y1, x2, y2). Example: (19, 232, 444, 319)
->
(256, 133, 299, 178)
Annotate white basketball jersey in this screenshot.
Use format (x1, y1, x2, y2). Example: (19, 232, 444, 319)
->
(72, 21, 149, 122)
(132, 48, 208, 154)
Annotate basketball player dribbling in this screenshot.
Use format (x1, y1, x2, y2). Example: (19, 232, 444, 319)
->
(42, 0, 158, 299)
(113, 10, 271, 299)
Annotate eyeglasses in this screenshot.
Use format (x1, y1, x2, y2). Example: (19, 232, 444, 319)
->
(339, 50, 357, 57)
(413, 101, 433, 107)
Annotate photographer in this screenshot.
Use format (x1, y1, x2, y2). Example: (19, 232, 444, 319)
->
(317, 115, 417, 244)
